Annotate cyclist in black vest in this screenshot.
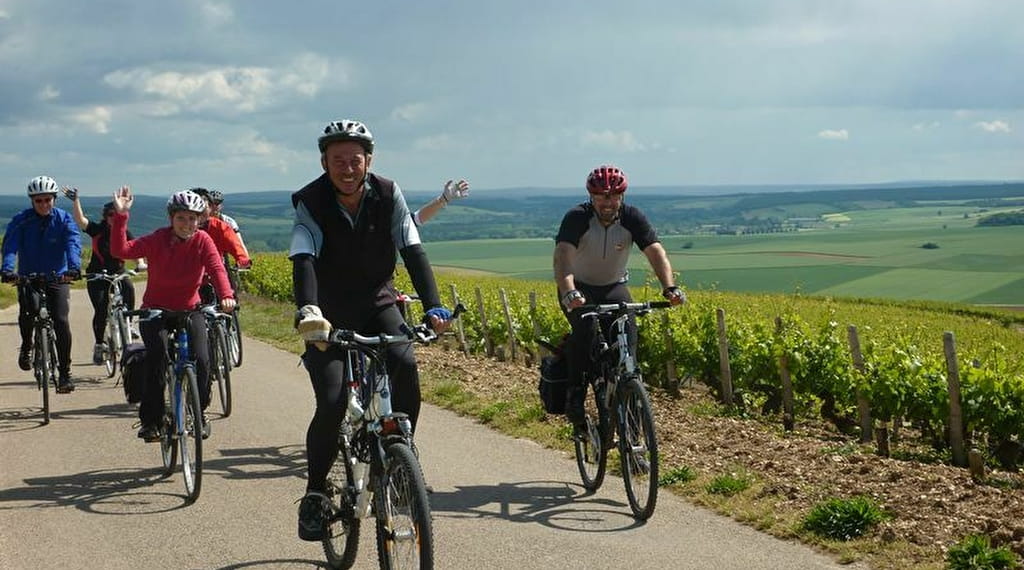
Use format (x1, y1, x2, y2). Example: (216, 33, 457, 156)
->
(289, 118, 455, 541)
(553, 164, 687, 431)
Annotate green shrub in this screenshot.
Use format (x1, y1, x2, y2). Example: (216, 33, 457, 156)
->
(946, 534, 1019, 569)
(659, 465, 697, 486)
(801, 496, 889, 541)
(706, 471, 751, 495)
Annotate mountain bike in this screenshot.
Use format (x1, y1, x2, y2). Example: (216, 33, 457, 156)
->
(5, 274, 63, 424)
(86, 270, 136, 378)
(206, 306, 234, 417)
(571, 300, 672, 520)
(128, 305, 224, 504)
(321, 306, 462, 570)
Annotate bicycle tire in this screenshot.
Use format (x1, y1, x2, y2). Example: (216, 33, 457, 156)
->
(322, 450, 362, 569)
(227, 310, 243, 368)
(618, 377, 659, 520)
(179, 366, 204, 504)
(573, 382, 610, 491)
(103, 321, 117, 378)
(34, 326, 51, 425)
(211, 323, 232, 417)
(374, 442, 434, 570)
(160, 364, 178, 476)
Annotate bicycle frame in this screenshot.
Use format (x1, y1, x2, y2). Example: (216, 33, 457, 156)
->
(15, 274, 61, 424)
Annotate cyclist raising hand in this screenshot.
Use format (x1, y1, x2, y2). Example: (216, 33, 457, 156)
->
(108, 185, 235, 442)
(552, 164, 686, 429)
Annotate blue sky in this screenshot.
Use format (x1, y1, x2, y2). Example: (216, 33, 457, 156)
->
(1, 0, 1021, 198)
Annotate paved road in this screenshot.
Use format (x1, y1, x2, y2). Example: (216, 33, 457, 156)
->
(0, 287, 860, 569)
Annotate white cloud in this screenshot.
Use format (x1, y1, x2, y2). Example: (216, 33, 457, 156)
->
(580, 130, 645, 152)
(69, 106, 112, 134)
(411, 133, 468, 152)
(912, 121, 940, 131)
(198, 0, 234, 27)
(391, 102, 430, 123)
(0, 9, 9, 19)
(974, 120, 1011, 133)
(817, 129, 849, 140)
(37, 85, 60, 101)
(104, 58, 326, 115)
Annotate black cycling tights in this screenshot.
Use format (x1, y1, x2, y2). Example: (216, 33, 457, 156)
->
(86, 278, 136, 343)
(302, 305, 419, 493)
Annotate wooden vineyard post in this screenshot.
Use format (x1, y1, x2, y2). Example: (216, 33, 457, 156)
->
(943, 331, 968, 468)
(449, 283, 468, 354)
(474, 287, 494, 357)
(499, 288, 517, 362)
(715, 308, 734, 406)
(663, 310, 680, 394)
(775, 317, 795, 432)
(847, 325, 873, 444)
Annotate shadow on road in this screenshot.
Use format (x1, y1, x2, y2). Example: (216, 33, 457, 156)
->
(214, 559, 332, 569)
(0, 444, 308, 514)
(429, 479, 643, 532)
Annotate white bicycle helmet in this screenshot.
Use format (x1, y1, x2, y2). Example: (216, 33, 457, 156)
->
(27, 175, 59, 196)
(166, 190, 207, 214)
(318, 119, 374, 154)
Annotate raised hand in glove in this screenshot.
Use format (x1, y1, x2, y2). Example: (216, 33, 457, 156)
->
(441, 179, 469, 203)
(296, 304, 331, 350)
(61, 186, 79, 201)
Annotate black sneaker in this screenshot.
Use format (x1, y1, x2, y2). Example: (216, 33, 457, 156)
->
(137, 423, 162, 442)
(201, 414, 211, 439)
(92, 343, 106, 365)
(18, 347, 31, 371)
(56, 375, 75, 394)
(297, 492, 331, 541)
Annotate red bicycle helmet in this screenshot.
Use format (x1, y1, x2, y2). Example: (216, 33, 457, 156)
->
(586, 165, 628, 195)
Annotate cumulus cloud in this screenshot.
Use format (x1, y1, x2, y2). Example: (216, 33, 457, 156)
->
(37, 85, 60, 101)
(69, 106, 113, 134)
(817, 128, 849, 140)
(391, 102, 429, 122)
(103, 55, 329, 115)
(580, 130, 645, 152)
(912, 121, 940, 131)
(974, 120, 1011, 133)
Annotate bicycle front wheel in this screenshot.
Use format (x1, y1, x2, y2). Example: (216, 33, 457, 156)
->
(323, 448, 361, 569)
(374, 442, 433, 570)
(178, 366, 204, 504)
(34, 326, 51, 425)
(211, 324, 232, 417)
(160, 365, 177, 475)
(617, 377, 659, 520)
(573, 383, 609, 491)
(102, 320, 117, 378)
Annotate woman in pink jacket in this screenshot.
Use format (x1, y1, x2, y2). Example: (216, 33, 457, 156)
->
(109, 185, 236, 442)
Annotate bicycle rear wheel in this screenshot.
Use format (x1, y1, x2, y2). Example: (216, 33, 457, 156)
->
(34, 327, 51, 425)
(375, 441, 433, 570)
(227, 310, 243, 368)
(160, 365, 178, 476)
(618, 377, 659, 520)
(573, 383, 609, 491)
(323, 448, 362, 569)
(178, 366, 204, 504)
(210, 324, 232, 417)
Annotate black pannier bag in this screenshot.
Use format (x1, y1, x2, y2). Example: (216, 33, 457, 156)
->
(120, 342, 147, 404)
(537, 336, 570, 414)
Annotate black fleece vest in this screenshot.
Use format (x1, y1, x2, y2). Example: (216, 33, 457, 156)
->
(291, 173, 399, 320)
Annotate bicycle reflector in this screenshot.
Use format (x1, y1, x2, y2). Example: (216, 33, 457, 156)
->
(380, 417, 402, 435)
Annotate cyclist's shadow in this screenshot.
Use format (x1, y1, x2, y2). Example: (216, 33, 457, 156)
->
(0, 466, 192, 515)
(428, 479, 644, 532)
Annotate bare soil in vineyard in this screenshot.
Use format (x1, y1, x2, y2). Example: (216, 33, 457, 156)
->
(417, 345, 1024, 570)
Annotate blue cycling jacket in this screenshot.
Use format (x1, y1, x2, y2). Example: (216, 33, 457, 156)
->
(1, 207, 82, 275)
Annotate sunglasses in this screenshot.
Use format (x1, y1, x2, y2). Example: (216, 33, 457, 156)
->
(32, 196, 55, 204)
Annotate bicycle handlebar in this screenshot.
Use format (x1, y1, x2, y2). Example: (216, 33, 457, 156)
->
(126, 304, 229, 322)
(2, 272, 78, 285)
(85, 270, 137, 282)
(576, 300, 674, 319)
(326, 303, 465, 347)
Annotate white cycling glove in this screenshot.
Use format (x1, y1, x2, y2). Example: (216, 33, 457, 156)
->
(296, 304, 331, 349)
(441, 179, 469, 203)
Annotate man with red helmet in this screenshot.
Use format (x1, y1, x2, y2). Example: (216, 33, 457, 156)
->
(553, 164, 686, 429)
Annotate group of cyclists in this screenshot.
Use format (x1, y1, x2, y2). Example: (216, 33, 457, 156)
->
(1, 177, 251, 440)
(2, 116, 684, 543)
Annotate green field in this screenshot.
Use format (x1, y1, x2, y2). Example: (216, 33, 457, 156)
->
(422, 214, 1024, 305)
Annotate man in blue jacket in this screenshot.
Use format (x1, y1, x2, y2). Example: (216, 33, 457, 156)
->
(1, 175, 82, 393)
